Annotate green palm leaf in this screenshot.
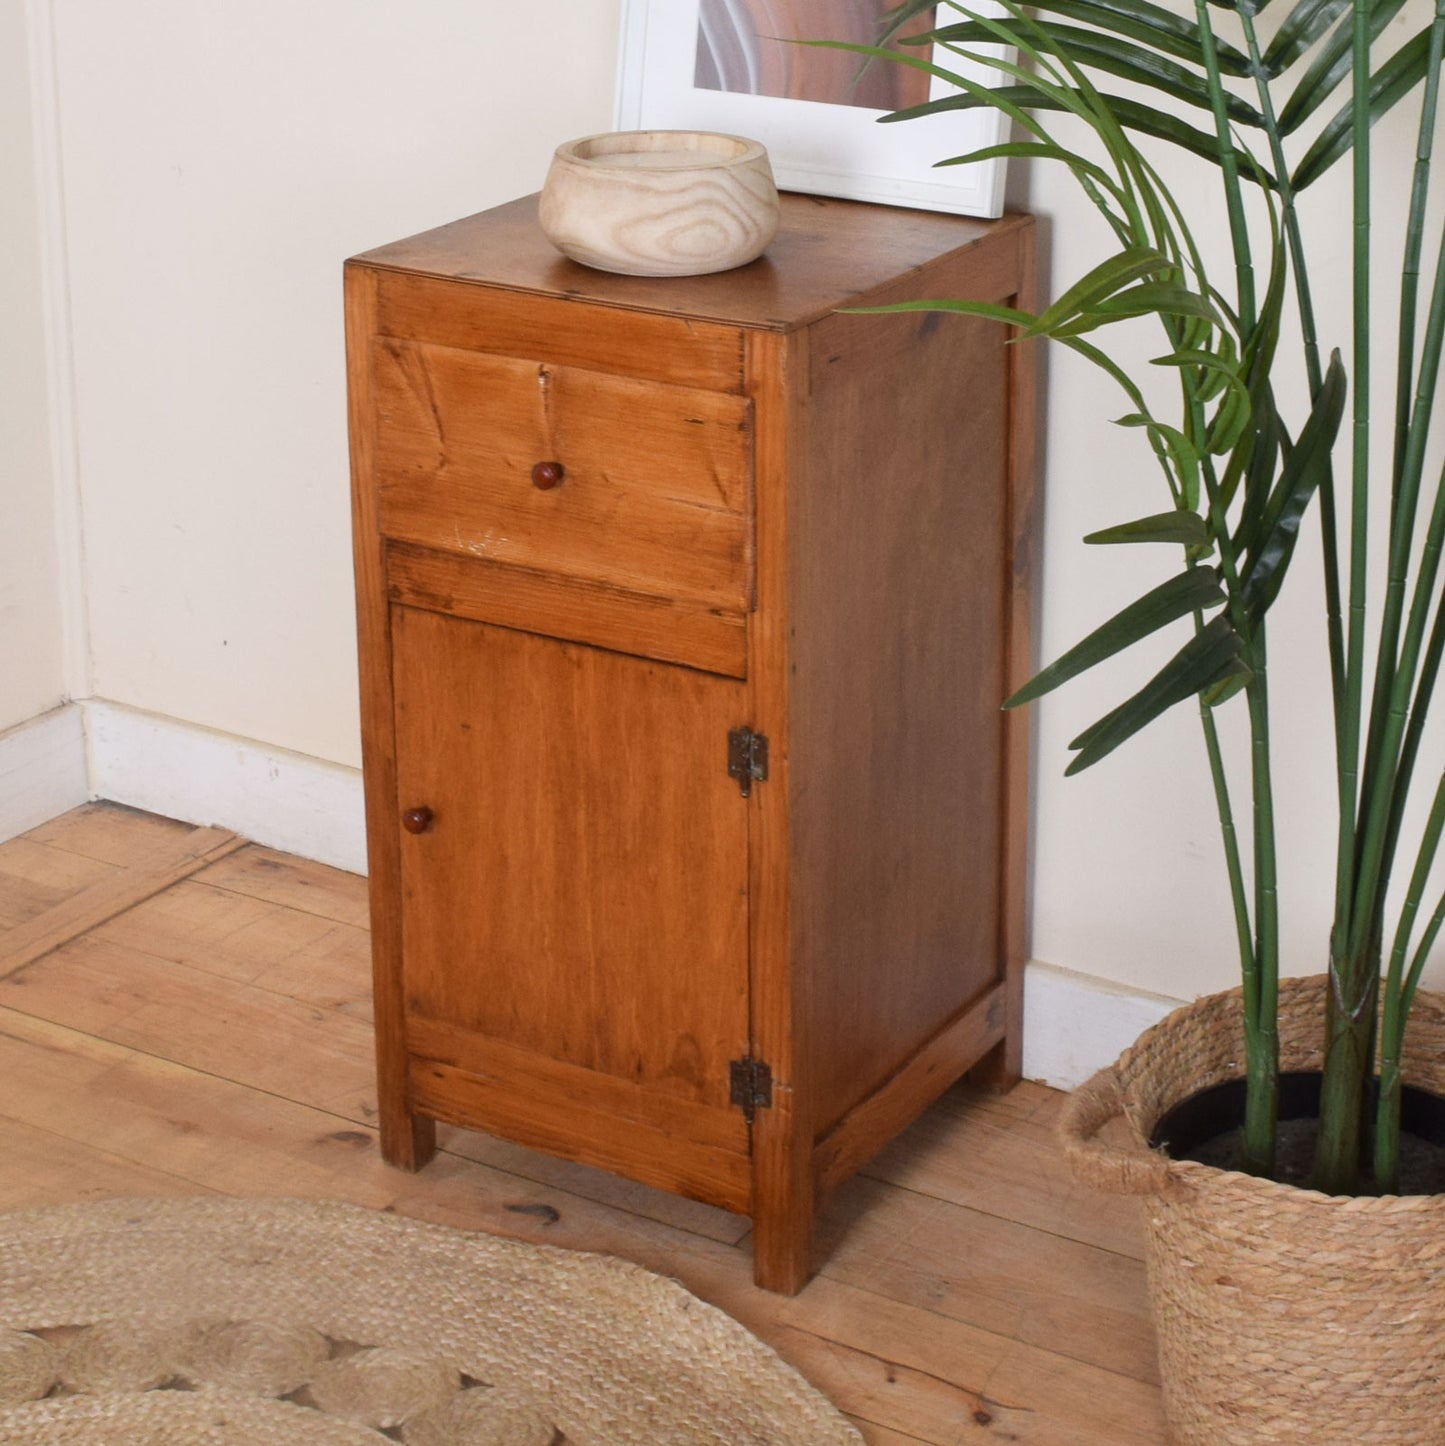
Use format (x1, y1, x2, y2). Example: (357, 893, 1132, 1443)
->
(886, 89, 1262, 176)
(929, 18, 1265, 122)
(1291, 30, 1433, 188)
(996, 0, 1252, 73)
(1240, 350, 1348, 615)
(1278, 0, 1409, 133)
(1065, 616, 1250, 773)
(1023, 247, 1175, 336)
(879, 0, 954, 46)
(1084, 511, 1212, 546)
(1111, 284, 1226, 324)
(1263, 0, 1352, 75)
(1113, 414, 1204, 509)
(1219, 229, 1289, 512)
(1006, 566, 1226, 707)
(932, 141, 1117, 190)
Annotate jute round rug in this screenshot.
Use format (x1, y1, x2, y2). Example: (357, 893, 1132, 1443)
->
(0, 1197, 862, 1444)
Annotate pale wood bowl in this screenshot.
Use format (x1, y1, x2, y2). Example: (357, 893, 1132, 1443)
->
(539, 130, 779, 278)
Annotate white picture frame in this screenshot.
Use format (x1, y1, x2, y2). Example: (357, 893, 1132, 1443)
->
(614, 1, 1010, 219)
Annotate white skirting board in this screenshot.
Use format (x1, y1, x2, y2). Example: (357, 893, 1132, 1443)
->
(0, 704, 90, 843)
(85, 700, 368, 875)
(1021, 959, 1184, 1090)
(5, 698, 1185, 1088)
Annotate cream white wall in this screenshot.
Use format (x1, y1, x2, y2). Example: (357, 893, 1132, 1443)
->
(13, 0, 1444, 1062)
(53, 0, 623, 769)
(1, 0, 68, 730)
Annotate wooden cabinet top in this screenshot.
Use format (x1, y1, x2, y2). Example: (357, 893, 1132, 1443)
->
(349, 192, 1032, 333)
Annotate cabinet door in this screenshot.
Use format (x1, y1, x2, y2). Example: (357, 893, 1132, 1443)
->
(390, 605, 753, 1203)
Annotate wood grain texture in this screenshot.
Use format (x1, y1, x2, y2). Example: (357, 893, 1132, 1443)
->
(538, 131, 778, 278)
(813, 984, 1007, 1197)
(357, 192, 1033, 335)
(0, 838, 120, 931)
(372, 270, 747, 393)
(23, 801, 195, 866)
(818, 1173, 1156, 1385)
(866, 1079, 1146, 1263)
(406, 1020, 751, 1214)
(349, 195, 1039, 1295)
(192, 844, 372, 928)
(405, 1015, 749, 1160)
(0, 805, 1164, 1444)
(346, 263, 436, 1171)
(372, 337, 754, 611)
(0, 826, 242, 979)
(744, 327, 813, 1294)
(791, 255, 1015, 1142)
(1, 931, 378, 1122)
(988, 219, 1041, 1091)
(92, 877, 372, 1018)
(385, 542, 748, 678)
(390, 608, 750, 1109)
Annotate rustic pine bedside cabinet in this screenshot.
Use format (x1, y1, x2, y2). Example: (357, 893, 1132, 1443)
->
(346, 192, 1035, 1294)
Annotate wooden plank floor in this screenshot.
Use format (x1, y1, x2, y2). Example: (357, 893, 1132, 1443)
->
(0, 803, 1165, 1444)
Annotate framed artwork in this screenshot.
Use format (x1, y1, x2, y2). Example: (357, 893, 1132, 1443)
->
(614, 1, 1009, 218)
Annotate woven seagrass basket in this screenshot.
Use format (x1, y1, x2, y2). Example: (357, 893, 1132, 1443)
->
(1060, 973, 1445, 1445)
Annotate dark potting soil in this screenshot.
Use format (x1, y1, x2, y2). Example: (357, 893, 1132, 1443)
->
(1178, 1116, 1445, 1194)
(1151, 1072, 1445, 1195)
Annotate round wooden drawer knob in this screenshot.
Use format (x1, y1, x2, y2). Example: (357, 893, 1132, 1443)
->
(401, 806, 434, 835)
(531, 460, 566, 490)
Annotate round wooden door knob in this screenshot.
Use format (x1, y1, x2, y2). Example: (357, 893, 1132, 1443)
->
(401, 806, 434, 835)
(531, 460, 565, 490)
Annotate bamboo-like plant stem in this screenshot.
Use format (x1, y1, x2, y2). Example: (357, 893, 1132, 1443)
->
(1393, 0, 1445, 491)
(1355, 175, 1445, 949)
(1315, 0, 1379, 1194)
(1313, 0, 1377, 1197)
(1381, 588, 1445, 917)
(1402, 885, 1445, 1011)
(1327, 449, 1445, 1185)
(1376, 768, 1445, 1188)
(870, 0, 1443, 1194)
(1243, 633, 1280, 1175)
(1237, 11, 1347, 740)
(1345, 222, 1445, 968)
(1191, 0, 1284, 1170)
(1200, 698, 1256, 997)
(1194, 0, 1256, 333)
(1370, 4, 1445, 1185)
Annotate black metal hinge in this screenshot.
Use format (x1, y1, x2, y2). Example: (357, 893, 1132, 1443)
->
(727, 727, 769, 797)
(730, 1057, 774, 1124)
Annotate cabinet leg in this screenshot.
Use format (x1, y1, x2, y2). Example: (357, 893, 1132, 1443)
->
(750, 1092, 815, 1294)
(380, 1107, 437, 1172)
(968, 1032, 1022, 1094)
(752, 1201, 815, 1295)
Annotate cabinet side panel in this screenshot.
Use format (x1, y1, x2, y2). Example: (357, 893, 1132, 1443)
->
(793, 235, 1020, 1141)
(989, 216, 1039, 1089)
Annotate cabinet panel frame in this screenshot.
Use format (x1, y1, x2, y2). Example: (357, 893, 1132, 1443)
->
(388, 607, 753, 1129)
(384, 542, 749, 678)
(742, 327, 814, 1292)
(407, 1017, 751, 1211)
(346, 261, 437, 1171)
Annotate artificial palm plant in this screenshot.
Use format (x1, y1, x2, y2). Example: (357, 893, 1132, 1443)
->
(832, 0, 1444, 1194)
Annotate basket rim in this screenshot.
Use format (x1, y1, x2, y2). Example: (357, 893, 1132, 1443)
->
(1065, 973, 1445, 1207)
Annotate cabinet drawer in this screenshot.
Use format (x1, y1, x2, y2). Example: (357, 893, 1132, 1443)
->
(372, 338, 754, 611)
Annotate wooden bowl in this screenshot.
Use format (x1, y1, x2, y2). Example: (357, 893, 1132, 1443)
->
(539, 131, 779, 278)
